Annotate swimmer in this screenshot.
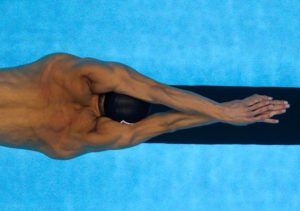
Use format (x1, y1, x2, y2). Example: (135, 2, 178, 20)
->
(0, 53, 290, 160)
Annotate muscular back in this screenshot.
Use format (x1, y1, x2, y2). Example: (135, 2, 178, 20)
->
(0, 53, 105, 159)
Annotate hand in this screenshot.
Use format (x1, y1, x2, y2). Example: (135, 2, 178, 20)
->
(219, 94, 290, 126)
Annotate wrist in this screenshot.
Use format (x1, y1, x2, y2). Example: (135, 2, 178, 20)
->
(211, 103, 228, 121)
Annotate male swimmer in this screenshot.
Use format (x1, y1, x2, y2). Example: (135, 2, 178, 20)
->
(0, 53, 290, 160)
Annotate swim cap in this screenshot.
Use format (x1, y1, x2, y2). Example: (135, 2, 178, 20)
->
(100, 92, 152, 124)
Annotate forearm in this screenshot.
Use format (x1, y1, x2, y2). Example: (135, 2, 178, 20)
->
(153, 85, 224, 119)
(130, 110, 219, 146)
(163, 110, 219, 133)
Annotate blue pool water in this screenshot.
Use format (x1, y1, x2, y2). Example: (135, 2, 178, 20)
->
(0, 0, 299, 210)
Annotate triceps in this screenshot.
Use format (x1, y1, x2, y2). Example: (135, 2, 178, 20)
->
(110, 62, 165, 103)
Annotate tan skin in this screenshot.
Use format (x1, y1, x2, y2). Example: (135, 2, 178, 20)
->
(0, 53, 290, 160)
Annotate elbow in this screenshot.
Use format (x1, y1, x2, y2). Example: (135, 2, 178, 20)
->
(110, 129, 136, 150)
(124, 126, 146, 147)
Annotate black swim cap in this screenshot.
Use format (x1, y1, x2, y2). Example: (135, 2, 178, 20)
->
(100, 92, 152, 124)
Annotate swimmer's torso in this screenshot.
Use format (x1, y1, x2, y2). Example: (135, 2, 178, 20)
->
(0, 53, 104, 158)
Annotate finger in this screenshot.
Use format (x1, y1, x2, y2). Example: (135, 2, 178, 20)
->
(250, 100, 289, 115)
(252, 112, 273, 121)
(251, 104, 274, 116)
(270, 104, 289, 111)
(270, 109, 287, 117)
(252, 94, 271, 100)
(246, 95, 272, 106)
(248, 100, 271, 111)
(253, 109, 286, 121)
(265, 101, 289, 114)
(262, 118, 279, 124)
(269, 100, 290, 110)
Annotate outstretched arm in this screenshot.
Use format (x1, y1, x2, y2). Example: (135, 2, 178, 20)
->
(76, 58, 223, 118)
(81, 96, 287, 151)
(80, 110, 217, 151)
(76, 58, 288, 124)
(109, 98, 287, 149)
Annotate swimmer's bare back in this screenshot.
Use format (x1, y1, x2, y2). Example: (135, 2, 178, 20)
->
(0, 53, 289, 160)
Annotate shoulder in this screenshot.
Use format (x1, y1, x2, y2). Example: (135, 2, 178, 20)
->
(38, 52, 81, 62)
(33, 52, 82, 74)
(41, 54, 121, 73)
